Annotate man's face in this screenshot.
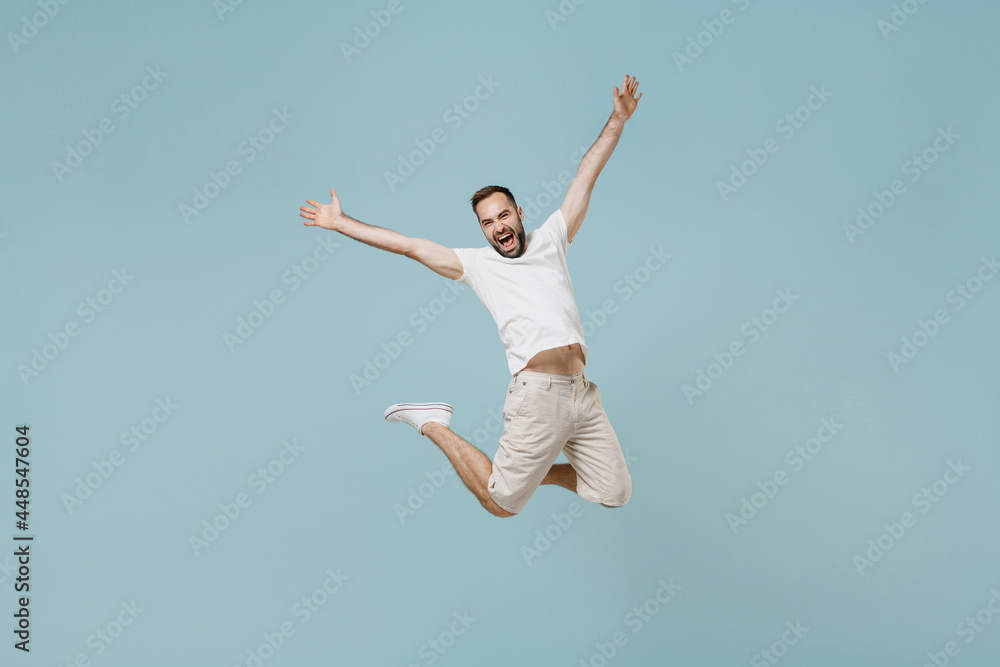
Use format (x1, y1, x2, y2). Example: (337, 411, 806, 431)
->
(475, 192, 526, 258)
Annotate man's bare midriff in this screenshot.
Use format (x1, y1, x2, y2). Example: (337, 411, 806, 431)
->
(521, 343, 586, 375)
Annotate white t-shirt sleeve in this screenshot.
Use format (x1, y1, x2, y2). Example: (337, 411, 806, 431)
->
(450, 247, 479, 286)
(539, 207, 570, 251)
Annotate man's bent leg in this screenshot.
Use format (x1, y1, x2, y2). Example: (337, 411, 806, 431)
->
(541, 464, 577, 492)
(421, 429, 578, 512)
(421, 422, 515, 517)
(490, 373, 577, 514)
(561, 374, 632, 508)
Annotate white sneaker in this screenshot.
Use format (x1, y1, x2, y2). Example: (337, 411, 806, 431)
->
(384, 402, 453, 435)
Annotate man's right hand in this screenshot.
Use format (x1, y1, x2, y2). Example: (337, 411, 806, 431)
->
(296, 187, 463, 280)
(300, 187, 346, 230)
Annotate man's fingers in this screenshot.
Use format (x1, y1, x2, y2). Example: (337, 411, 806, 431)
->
(616, 75, 641, 101)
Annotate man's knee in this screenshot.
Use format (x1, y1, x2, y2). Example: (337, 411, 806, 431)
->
(600, 471, 632, 508)
(483, 485, 519, 517)
(483, 498, 517, 517)
(601, 495, 629, 508)
(485, 471, 521, 517)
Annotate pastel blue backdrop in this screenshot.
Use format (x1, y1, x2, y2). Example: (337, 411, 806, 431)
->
(2, 1, 998, 665)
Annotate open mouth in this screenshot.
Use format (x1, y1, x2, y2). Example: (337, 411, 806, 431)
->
(497, 232, 515, 251)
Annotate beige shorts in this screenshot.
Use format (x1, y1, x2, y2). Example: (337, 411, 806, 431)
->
(487, 369, 632, 514)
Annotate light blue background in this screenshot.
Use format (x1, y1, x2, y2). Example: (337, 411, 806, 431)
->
(2, 1, 999, 665)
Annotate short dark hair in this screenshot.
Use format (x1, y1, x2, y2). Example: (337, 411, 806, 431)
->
(470, 185, 517, 218)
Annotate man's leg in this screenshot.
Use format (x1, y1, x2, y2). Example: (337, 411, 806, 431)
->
(421, 423, 578, 516)
(561, 374, 632, 508)
(541, 463, 577, 492)
(420, 422, 511, 517)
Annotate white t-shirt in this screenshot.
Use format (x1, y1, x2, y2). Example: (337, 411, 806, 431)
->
(452, 208, 589, 375)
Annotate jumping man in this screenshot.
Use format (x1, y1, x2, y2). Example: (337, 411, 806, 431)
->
(299, 74, 642, 517)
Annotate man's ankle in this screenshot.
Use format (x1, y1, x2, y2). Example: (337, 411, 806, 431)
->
(421, 421, 445, 436)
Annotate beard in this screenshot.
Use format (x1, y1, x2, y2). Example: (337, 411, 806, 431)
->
(491, 227, 526, 258)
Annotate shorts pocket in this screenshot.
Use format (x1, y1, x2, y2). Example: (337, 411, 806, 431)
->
(503, 382, 531, 422)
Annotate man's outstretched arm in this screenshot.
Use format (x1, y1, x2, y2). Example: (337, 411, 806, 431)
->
(560, 74, 642, 244)
(299, 187, 463, 280)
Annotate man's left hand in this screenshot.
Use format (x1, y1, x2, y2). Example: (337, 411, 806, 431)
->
(612, 74, 642, 122)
